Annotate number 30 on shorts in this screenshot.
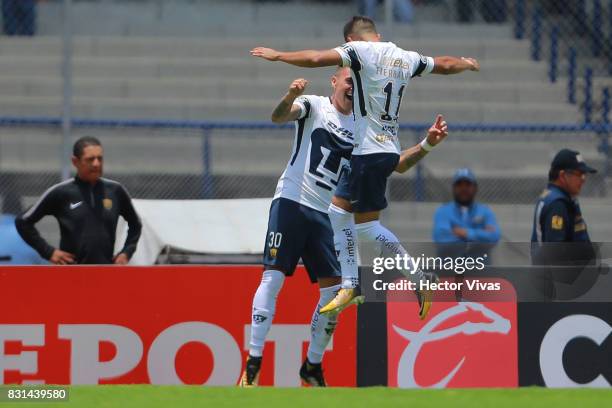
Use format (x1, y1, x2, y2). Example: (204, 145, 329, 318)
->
(268, 232, 283, 248)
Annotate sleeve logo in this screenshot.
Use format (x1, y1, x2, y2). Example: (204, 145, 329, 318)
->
(342, 44, 355, 53)
(551, 215, 564, 230)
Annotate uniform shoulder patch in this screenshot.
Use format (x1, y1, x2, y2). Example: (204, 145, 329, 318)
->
(551, 215, 564, 230)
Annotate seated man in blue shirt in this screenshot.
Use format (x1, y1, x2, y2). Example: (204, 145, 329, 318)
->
(432, 168, 501, 244)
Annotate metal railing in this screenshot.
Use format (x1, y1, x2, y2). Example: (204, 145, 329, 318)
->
(0, 117, 609, 216)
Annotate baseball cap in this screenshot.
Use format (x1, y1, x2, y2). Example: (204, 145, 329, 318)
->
(453, 168, 477, 184)
(551, 149, 597, 173)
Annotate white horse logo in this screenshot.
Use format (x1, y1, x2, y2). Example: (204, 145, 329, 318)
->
(394, 302, 511, 388)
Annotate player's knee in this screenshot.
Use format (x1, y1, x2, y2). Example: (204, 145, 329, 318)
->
(331, 196, 353, 212)
(354, 211, 380, 224)
(355, 219, 388, 243)
(261, 268, 286, 293)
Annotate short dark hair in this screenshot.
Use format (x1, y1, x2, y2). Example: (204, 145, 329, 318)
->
(73, 136, 102, 158)
(549, 167, 561, 181)
(343, 16, 377, 41)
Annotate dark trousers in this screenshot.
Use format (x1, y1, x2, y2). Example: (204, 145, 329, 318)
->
(2, 0, 36, 36)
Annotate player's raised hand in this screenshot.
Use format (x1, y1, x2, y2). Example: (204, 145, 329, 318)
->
(288, 79, 308, 97)
(251, 47, 280, 61)
(462, 57, 480, 71)
(426, 114, 449, 147)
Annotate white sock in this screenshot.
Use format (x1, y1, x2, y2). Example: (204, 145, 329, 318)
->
(248, 269, 285, 357)
(307, 284, 341, 364)
(329, 203, 359, 289)
(355, 221, 425, 281)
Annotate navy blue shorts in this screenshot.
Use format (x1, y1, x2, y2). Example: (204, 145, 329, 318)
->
(263, 198, 341, 283)
(348, 153, 399, 213)
(334, 164, 352, 201)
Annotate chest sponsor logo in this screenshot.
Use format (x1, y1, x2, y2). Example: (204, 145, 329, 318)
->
(375, 134, 395, 143)
(326, 120, 353, 140)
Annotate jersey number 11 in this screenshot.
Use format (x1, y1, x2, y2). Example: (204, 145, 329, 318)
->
(381, 82, 406, 122)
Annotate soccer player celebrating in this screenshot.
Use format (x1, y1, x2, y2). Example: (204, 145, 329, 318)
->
(251, 16, 478, 319)
(240, 68, 354, 387)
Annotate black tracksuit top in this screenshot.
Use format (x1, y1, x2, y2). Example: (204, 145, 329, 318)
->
(15, 176, 142, 264)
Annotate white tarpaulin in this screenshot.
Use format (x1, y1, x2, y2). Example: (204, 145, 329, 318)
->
(115, 198, 272, 265)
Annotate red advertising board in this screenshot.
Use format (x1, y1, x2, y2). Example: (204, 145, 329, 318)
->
(0, 266, 356, 386)
(386, 279, 518, 388)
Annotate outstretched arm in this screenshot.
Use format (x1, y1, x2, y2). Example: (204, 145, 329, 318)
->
(432, 56, 480, 75)
(251, 47, 342, 68)
(271, 78, 308, 123)
(395, 114, 448, 174)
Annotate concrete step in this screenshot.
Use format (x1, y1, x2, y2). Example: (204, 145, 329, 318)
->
(44, 21, 514, 39)
(421, 140, 601, 177)
(0, 55, 552, 82)
(0, 36, 531, 60)
(0, 76, 567, 104)
(572, 77, 612, 101)
(35, 0, 515, 38)
(386, 202, 612, 243)
(0, 95, 580, 123)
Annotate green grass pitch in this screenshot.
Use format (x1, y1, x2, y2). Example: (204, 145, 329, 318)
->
(3, 386, 612, 408)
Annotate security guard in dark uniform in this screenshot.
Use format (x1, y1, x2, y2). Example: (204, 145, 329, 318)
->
(531, 148, 598, 298)
(16, 136, 142, 265)
(532, 149, 596, 245)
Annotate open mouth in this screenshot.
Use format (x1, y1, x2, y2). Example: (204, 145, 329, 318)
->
(346, 91, 353, 101)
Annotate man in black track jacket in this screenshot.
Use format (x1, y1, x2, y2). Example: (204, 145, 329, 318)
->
(16, 136, 142, 265)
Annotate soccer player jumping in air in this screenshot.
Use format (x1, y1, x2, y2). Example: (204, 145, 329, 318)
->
(241, 68, 355, 387)
(251, 16, 479, 319)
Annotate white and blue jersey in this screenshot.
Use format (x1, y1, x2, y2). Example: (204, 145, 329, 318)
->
(265, 95, 354, 279)
(334, 41, 434, 156)
(273, 95, 354, 213)
(333, 41, 434, 212)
